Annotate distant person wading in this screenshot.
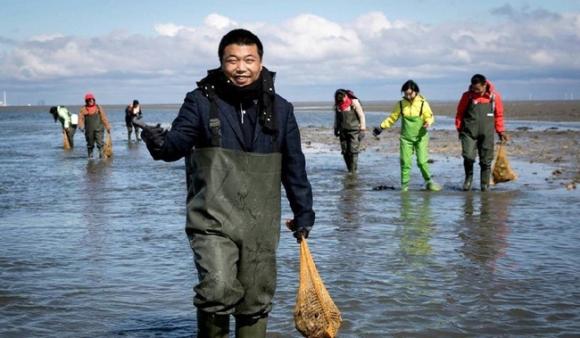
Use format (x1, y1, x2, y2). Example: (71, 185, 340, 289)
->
(78, 92, 112, 159)
(373, 80, 442, 192)
(125, 99, 143, 142)
(49, 105, 78, 148)
(456, 74, 509, 191)
(334, 89, 366, 173)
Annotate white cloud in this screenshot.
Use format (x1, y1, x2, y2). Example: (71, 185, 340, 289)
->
(29, 33, 65, 42)
(530, 50, 555, 65)
(204, 13, 235, 30)
(154, 23, 189, 37)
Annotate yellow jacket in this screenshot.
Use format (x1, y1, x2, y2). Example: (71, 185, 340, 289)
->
(379, 95, 434, 129)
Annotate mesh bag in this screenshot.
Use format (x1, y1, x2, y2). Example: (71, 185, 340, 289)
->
(492, 143, 517, 184)
(103, 132, 113, 158)
(63, 131, 71, 150)
(294, 238, 342, 338)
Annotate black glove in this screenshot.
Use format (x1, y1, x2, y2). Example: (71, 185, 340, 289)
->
(141, 124, 167, 150)
(293, 227, 309, 242)
(358, 131, 366, 142)
(372, 127, 383, 137)
(286, 219, 310, 243)
(498, 132, 510, 143)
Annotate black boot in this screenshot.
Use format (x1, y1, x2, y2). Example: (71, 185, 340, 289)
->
(343, 154, 352, 172)
(463, 159, 474, 191)
(351, 154, 358, 172)
(197, 310, 229, 338)
(87, 148, 94, 159)
(127, 130, 132, 142)
(480, 166, 491, 191)
(235, 314, 267, 338)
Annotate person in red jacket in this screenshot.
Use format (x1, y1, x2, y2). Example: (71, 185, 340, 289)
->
(78, 92, 111, 159)
(455, 74, 509, 191)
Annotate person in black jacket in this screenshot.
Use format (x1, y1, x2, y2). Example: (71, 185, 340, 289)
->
(125, 99, 143, 142)
(141, 29, 315, 338)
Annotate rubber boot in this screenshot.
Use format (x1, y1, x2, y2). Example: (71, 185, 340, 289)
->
(351, 154, 358, 173)
(235, 315, 268, 338)
(426, 180, 442, 191)
(343, 154, 352, 172)
(480, 166, 491, 192)
(136, 129, 141, 142)
(462, 159, 474, 191)
(197, 310, 230, 338)
(127, 130, 132, 142)
(88, 148, 94, 159)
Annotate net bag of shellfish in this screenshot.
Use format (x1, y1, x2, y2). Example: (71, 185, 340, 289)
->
(294, 238, 342, 338)
(103, 131, 113, 159)
(492, 143, 517, 184)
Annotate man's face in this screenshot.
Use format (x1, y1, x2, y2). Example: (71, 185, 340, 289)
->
(221, 43, 262, 87)
(471, 83, 486, 94)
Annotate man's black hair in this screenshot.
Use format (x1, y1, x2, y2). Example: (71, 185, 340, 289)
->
(218, 29, 264, 62)
(471, 74, 487, 86)
(133, 99, 139, 105)
(401, 80, 420, 93)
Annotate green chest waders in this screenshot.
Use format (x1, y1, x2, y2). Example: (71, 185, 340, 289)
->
(399, 111, 431, 188)
(84, 112, 104, 157)
(186, 147, 282, 317)
(460, 100, 495, 190)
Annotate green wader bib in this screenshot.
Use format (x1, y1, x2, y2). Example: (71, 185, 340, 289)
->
(400, 115, 431, 188)
(460, 101, 495, 188)
(84, 112, 104, 156)
(336, 108, 361, 172)
(186, 147, 282, 317)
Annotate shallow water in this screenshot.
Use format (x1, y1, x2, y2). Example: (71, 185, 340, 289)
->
(1, 108, 579, 337)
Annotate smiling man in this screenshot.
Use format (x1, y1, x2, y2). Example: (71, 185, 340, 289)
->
(141, 29, 315, 338)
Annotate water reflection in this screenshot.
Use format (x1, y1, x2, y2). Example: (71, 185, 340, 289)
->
(458, 192, 514, 271)
(397, 193, 434, 261)
(81, 160, 112, 260)
(337, 174, 363, 228)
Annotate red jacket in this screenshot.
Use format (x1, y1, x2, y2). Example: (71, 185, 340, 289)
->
(455, 80, 505, 133)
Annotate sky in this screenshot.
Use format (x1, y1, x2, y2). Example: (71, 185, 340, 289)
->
(1, 0, 579, 105)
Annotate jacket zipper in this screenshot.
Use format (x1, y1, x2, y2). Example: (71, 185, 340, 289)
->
(240, 103, 246, 124)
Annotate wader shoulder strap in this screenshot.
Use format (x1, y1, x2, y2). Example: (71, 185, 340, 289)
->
(490, 93, 496, 115)
(399, 100, 403, 116)
(199, 84, 222, 147)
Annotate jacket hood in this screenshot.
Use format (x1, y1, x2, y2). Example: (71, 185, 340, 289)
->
(485, 80, 496, 94)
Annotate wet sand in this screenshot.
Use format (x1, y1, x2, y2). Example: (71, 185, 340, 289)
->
(299, 100, 580, 188)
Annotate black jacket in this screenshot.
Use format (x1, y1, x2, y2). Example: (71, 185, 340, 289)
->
(151, 71, 315, 230)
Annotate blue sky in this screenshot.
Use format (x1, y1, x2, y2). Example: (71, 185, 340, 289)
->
(1, 0, 579, 105)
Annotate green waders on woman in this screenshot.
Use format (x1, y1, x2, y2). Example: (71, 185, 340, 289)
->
(186, 147, 282, 338)
(84, 113, 104, 159)
(400, 114, 437, 191)
(460, 100, 495, 191)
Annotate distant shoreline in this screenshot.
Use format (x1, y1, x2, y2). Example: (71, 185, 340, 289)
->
(2, 100, 579, 122)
